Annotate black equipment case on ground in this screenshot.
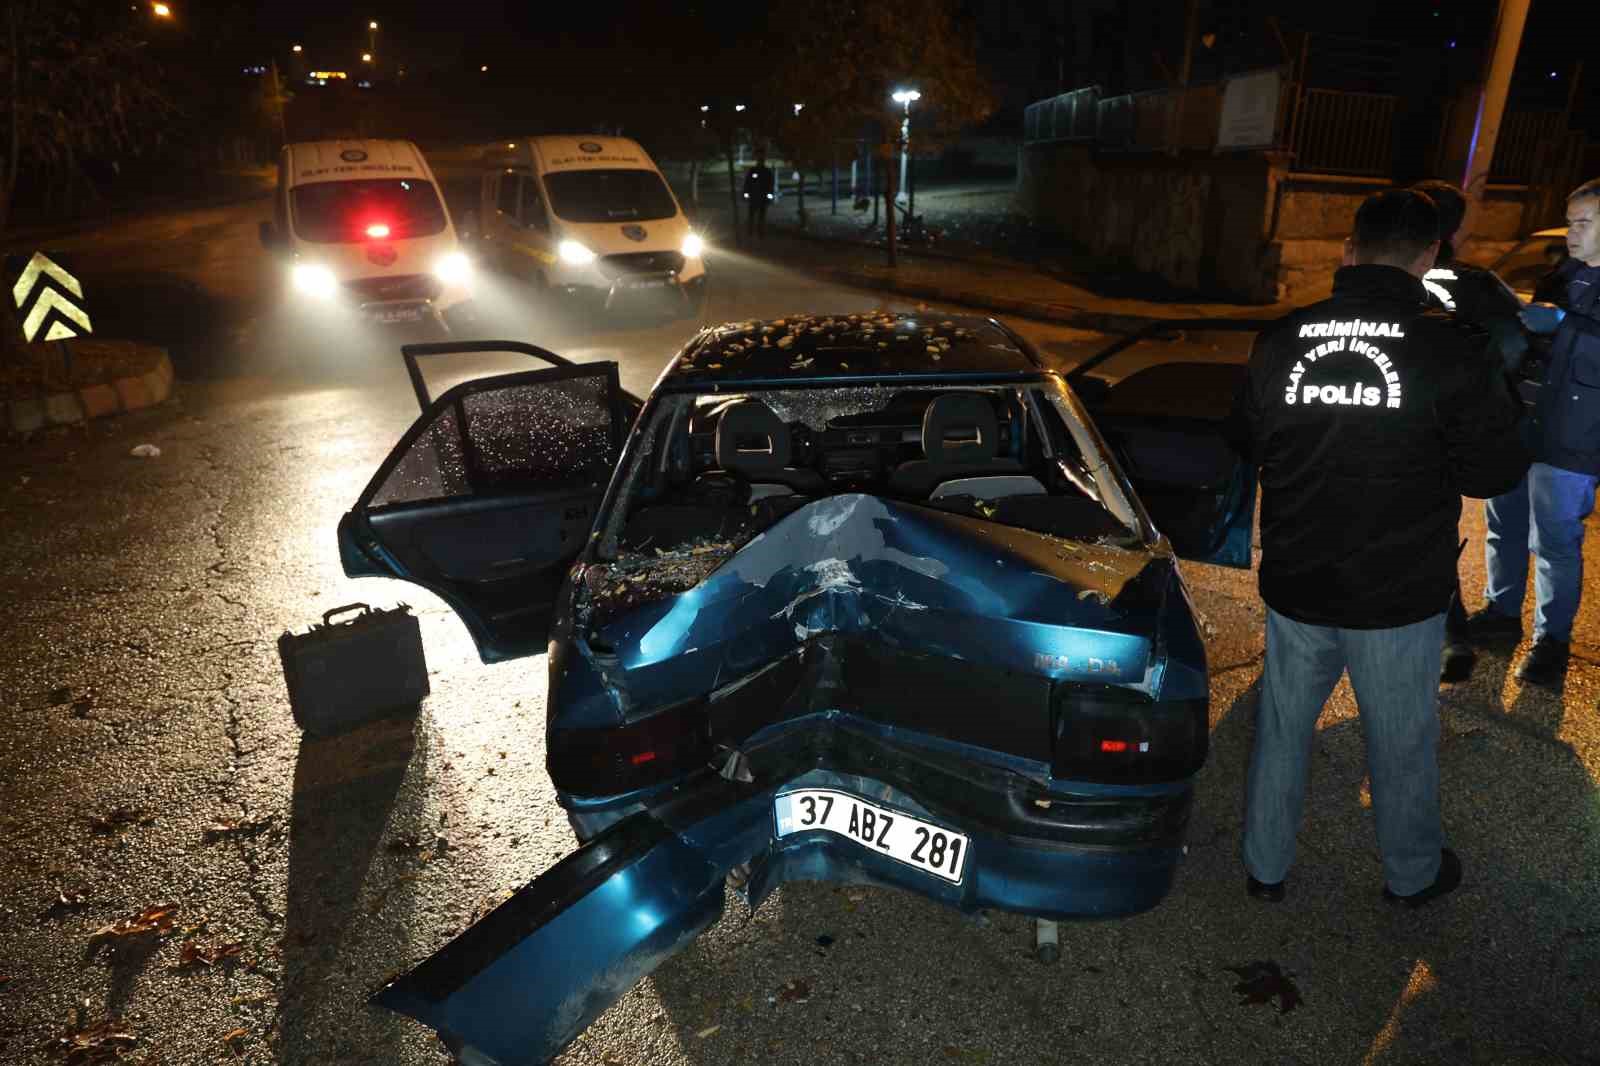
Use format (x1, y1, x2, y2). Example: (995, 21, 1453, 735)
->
(278, 603, 430, 736)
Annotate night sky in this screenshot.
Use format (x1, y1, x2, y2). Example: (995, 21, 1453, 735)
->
(226, 0, 1596, 134)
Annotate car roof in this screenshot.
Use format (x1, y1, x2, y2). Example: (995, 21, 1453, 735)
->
(285, 140, 427, 185)
(527, 136, 654, 172)
(662, 313, 1044, 388)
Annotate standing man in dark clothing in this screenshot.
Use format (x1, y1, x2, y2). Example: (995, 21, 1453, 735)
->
(1411, 180, 1531, 683)
(1471, 178, 1600, 686)
(1231, 190, 1528, 909)
(743, 153, 775, 241)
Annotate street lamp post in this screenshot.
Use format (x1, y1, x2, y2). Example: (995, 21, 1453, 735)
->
(891, 89, 920, 218)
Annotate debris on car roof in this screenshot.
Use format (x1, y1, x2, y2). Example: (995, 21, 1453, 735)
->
(668, 313, 1037, 382)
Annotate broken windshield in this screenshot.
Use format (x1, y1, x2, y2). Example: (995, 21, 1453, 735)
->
(585, 382, 1143, 616)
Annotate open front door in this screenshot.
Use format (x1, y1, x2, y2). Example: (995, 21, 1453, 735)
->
(373, 811, 729, 1066)
(340, 358, 625, 662)
(1071, 321, 1265, 570)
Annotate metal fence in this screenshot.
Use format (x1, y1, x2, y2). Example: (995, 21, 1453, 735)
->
(1287, 89, 1396, 176)
(1023, 73, 1269, 154)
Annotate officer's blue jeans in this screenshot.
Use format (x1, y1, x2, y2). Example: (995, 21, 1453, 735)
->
(1243, 608, 1445, 896)
(1484, 462, 1599, 643)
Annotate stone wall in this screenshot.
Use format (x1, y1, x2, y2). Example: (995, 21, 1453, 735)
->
(1019, 141, 1535, 303)
(1017, 144, 1281, 302)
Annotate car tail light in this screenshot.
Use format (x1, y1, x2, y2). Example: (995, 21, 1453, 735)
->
(1052, 684, 1207, 784)
(547, 698, 711, 797)
(365, 222, 391, 239)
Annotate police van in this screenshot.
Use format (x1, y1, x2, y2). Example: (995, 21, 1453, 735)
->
(474, 136, 706, 312)
(260, 139, 473, 328)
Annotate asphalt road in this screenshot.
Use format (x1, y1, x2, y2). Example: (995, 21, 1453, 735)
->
(0, 193, 1596, 1066)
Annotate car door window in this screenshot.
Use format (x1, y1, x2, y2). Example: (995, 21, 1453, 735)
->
(367, 372, 618, 509)
(520, 177, 548, 231)
(497, 173, 519, 219)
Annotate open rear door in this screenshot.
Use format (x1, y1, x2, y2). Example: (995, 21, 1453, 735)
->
(1071, 320, 1266, 569)
(340, 349, 625, 662)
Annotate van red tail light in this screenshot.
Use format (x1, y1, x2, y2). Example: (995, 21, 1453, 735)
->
(365, 222, 391, 239)
(548, 699, 710, 797)
(1053, 684, 1207, 784)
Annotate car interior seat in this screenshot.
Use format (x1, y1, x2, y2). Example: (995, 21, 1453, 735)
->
(887, 392, 1030, 498)
(714, 400, 826, 495)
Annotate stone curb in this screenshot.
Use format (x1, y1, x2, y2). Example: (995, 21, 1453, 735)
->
(4, 347, 174, 437)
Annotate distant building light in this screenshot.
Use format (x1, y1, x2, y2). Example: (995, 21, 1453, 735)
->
(309, 70, 348, 80)
(480, 65, 489, 72)
(794, 103, 804, 115)
(734, 104, 746, 112)
(358, 80, 372, 89)
(292, 44, 303, 53)
(700, 105, 710, 112)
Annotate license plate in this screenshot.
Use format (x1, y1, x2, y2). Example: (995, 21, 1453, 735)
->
(373, 306, 423, 323)
(774, 788, 969, 884)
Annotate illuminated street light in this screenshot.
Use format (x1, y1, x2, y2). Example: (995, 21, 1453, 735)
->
(292, 44, 303, 53)
(152, 2, 172, 16)
(700, 105, 710, 112)
(734, 104, 746, 112)
(891, 89, 921, 215)
(480, 65, 489, 72)
(369, 20, 379, 29)
(362, 52, 373, 63)
(793, 103, 804, 115)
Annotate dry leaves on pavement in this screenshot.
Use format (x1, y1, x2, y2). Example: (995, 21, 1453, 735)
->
(47, 1020, 137, 1063)
(88, 807, 155, 835)
(90, 904, 178, 944)
(177, 940, 244, 967)
(1224, 960, 1304, 1013)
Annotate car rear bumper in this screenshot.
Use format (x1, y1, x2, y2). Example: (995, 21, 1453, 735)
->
(561, 714, 1192, 920)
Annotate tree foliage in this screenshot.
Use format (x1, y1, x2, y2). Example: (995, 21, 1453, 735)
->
(767, 0, 995, 261)
(0, 1, 176, 230)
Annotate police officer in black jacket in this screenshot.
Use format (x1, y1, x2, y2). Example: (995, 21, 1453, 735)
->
(1472, 177, 1600, 686)
(1410, 180, 1531, 682)
(1231, 189, 1529, 909)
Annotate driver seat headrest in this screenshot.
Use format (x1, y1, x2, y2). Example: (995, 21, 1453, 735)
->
(921, 392, 999, 465)
(715, 400, 791, 477)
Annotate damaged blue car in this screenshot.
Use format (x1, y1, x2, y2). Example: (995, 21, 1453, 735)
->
(338, 313, 1259, 1065)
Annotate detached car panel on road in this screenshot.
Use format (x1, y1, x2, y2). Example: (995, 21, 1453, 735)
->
(339, 314, 1257, 1065)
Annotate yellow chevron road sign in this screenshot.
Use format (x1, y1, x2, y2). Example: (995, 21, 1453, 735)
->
(10, 252, 92, 342)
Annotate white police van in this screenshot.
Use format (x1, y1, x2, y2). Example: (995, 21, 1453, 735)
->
(261, 139, 472, 328)
(474, 135, 706, 313)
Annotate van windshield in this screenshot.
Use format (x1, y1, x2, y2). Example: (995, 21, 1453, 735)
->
(290, 179, 448, 243)
(543, 169, 678, 223)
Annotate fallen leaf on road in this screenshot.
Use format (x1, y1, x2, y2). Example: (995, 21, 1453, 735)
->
(221, 1027, 248, 1044)
(91, 903, 178, 942)
(1224, 960, 1303, 1013)
(695, 1025, 721, 1039)
(56, 887, 90, 908)
(777, 978, 811, 1004)
(49, 1019, 137, 1063)
(178, 940, 243, 967)
(129, 444, 161, 459)
(89, 807, 154, 834)
(202, 815, 275, 841)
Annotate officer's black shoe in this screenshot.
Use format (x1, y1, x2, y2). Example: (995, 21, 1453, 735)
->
(1383, 848, 1462, 909)
(1246, 874, 1285, 903)
(1439, 640, 1476, 683)
(1462, 607, 1523, 645)
(1515, 638, 1570, 687)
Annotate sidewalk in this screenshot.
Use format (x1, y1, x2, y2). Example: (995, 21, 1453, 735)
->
(685, 180, 1309, 333)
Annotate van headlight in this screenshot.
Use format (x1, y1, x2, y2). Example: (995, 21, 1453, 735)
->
(434, 252, 472, 286)
(291, 263, 338, 299)
(681, 233, 704, 259)
(558, 240, 596, 265)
